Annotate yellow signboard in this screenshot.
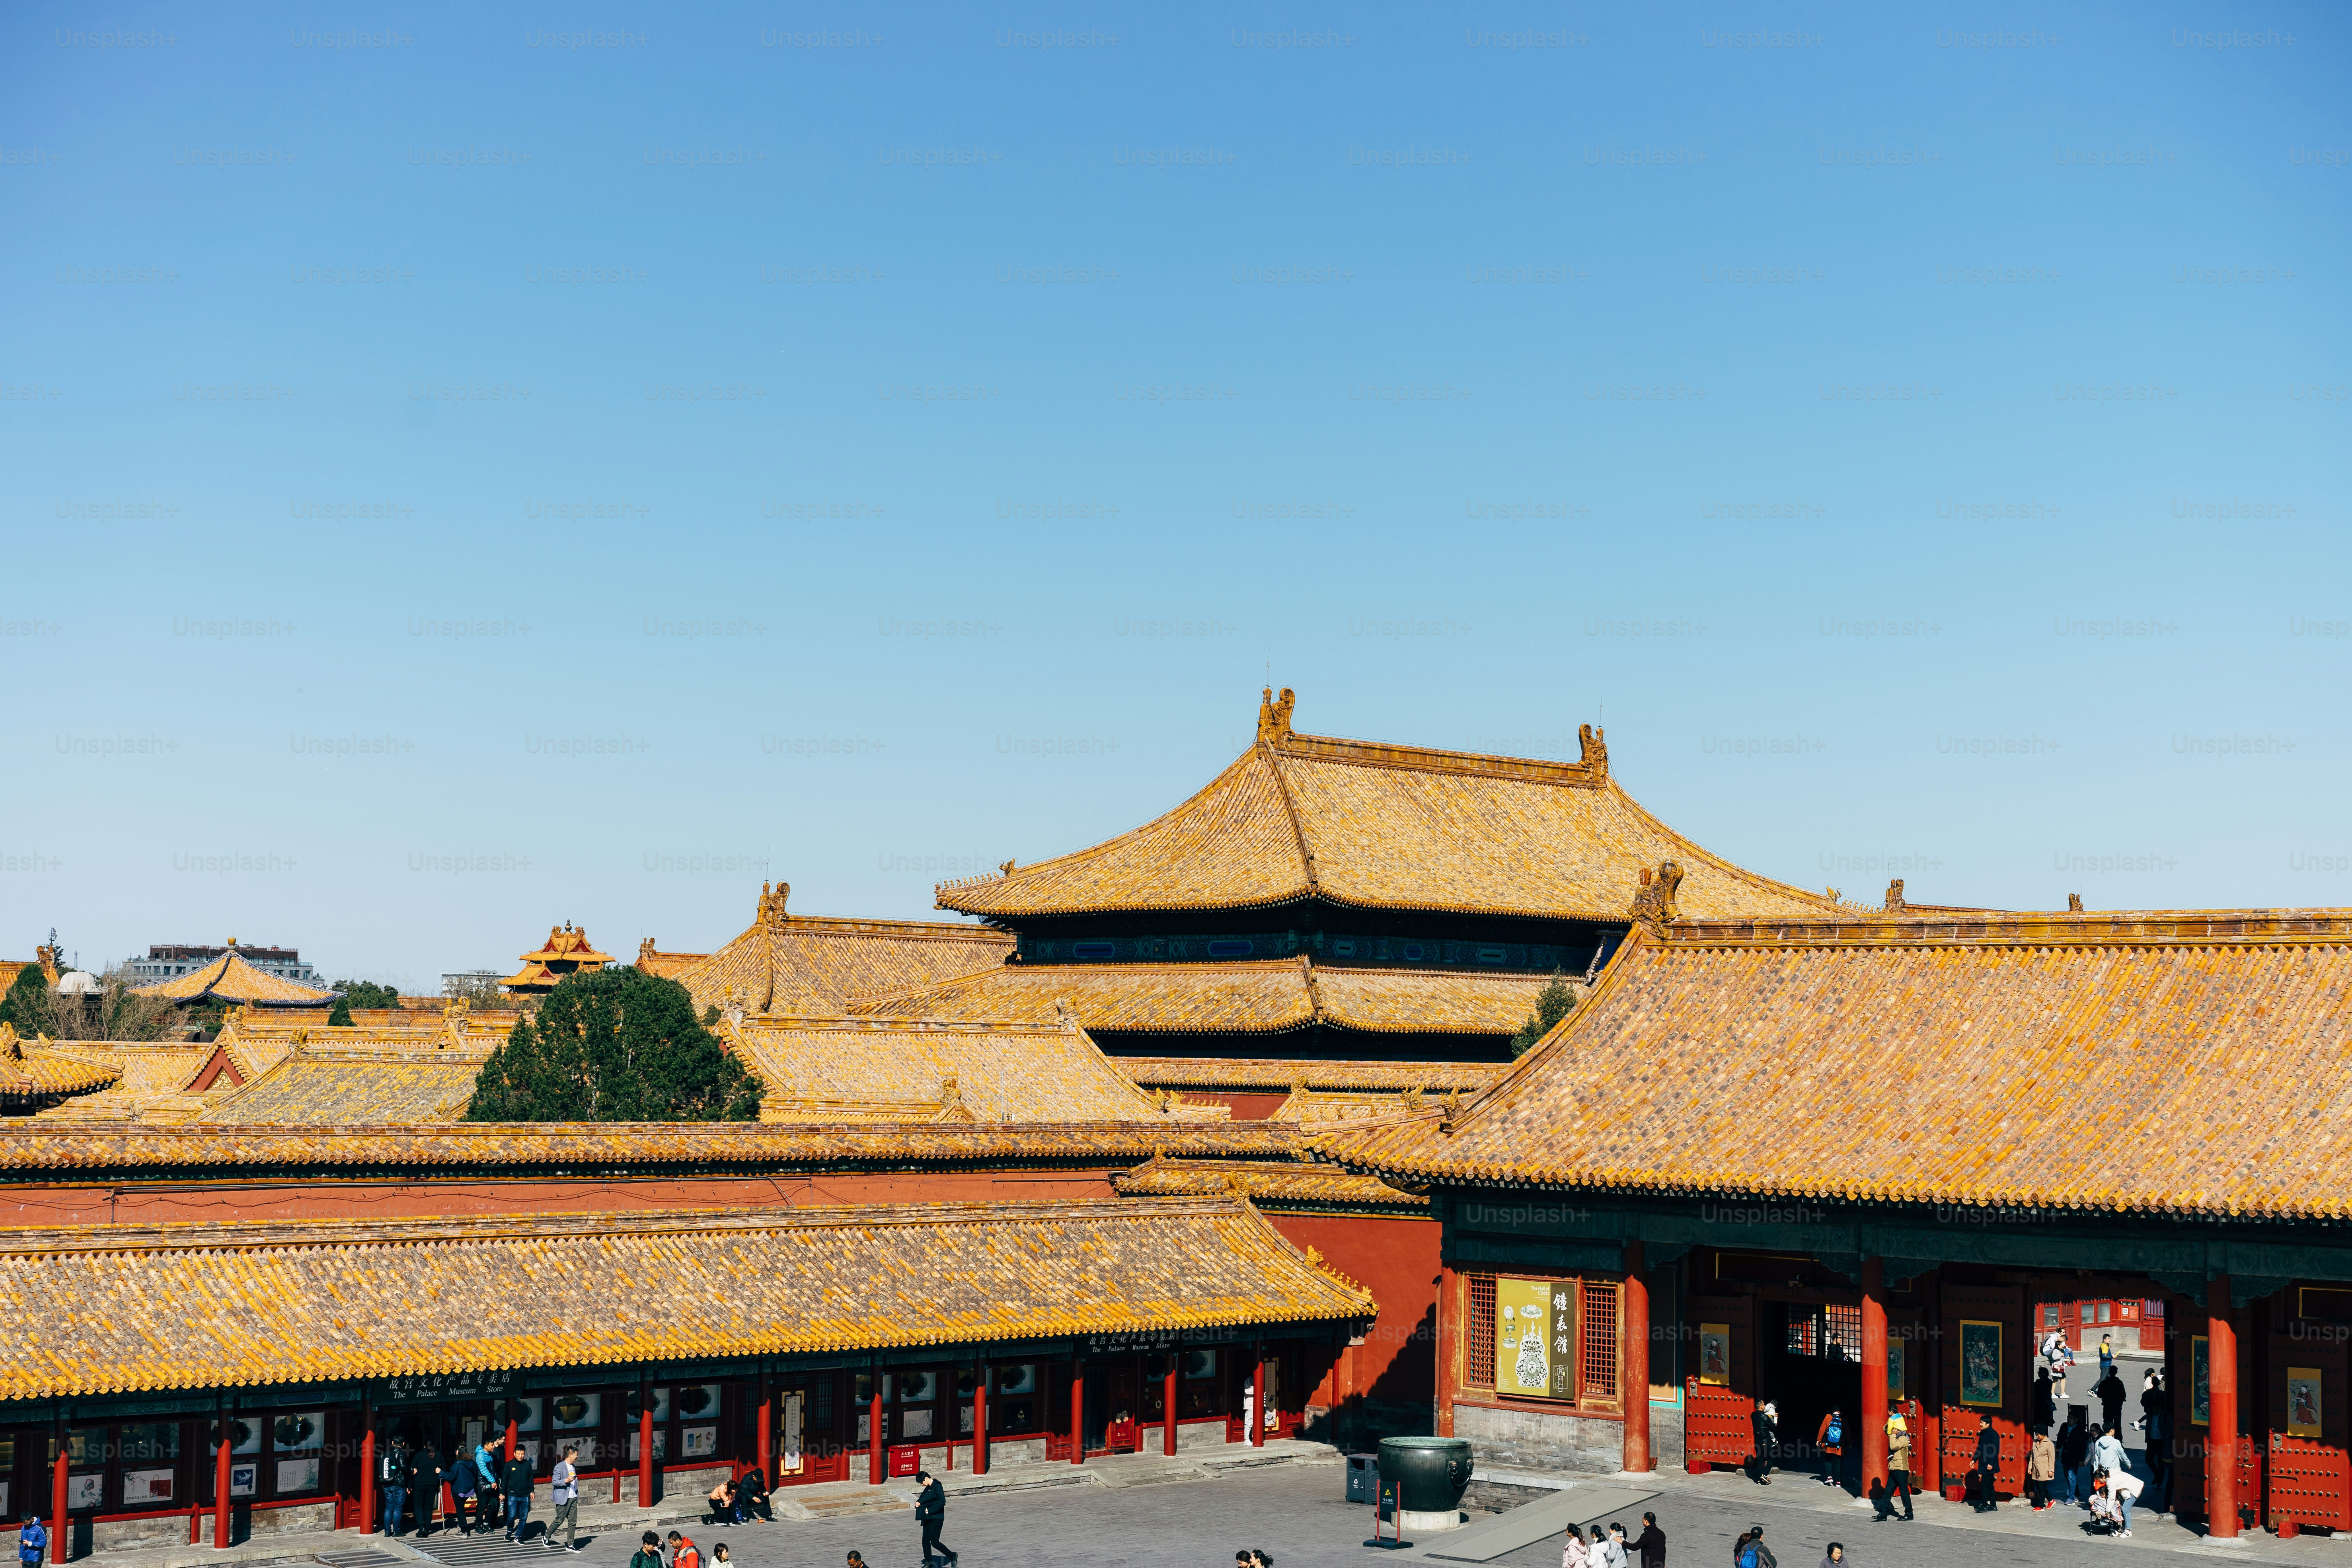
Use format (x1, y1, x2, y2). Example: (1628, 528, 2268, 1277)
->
(1496, 1277, 1576, 1400)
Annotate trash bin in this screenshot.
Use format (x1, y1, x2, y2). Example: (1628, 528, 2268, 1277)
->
(1346, 1452, 1378, 1503)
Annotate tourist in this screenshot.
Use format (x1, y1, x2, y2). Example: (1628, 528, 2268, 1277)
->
(2027, 1427, 2056, 1510)
(1728, 1529, 1753, 1568)
(2095, 1367, 2127, 1441)
(1814, 1408, 1844, 1488)
(1634, 1512, 1665, 1568)
(2056, 1413, 2089, 1505)
(710, 1545, 732, 1568)
(547, 1445, 580, 1552)
(2029, 1369, 2055, 1429)
(2092, 1421, 2127, 1481)
(629, 1531, 664, 1568)
(2097, 1332, 2116, 1381)
(382, 1437, 410, 1538)
(448, 1439, 479, 1533)
(2039, 1326, 2073, 1393)
(914, 1469, 956, 1568)
(1602, 1523, 1630, 1568)
(19, 1511, 48, 1568)
(1819, 1545, 1843, 1568)
(1746, 1402, 1779, 1485)
(502, 1449, 536, 1543)
(1588, 1526, 1611, 1568)
(1882, 1406, 1914, 1521)
(475, 1441, 504, 1531)
(737, 1467, 772, 1523)
(846, 1555, 868, 1568)
(668, 1530, 701, 1568)
(705, 1476, 737, 1526)
(1563, 1523, 1589, 1568)
(1968, 1414, 2000, 1511)
(1735, 1524, 1775, 1568)
(2142, 1371, 2172, 1509)
(2105, 1467, 2143, 1537)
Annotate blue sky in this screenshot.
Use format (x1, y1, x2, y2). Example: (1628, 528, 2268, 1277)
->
(5, 1, 2346, 989)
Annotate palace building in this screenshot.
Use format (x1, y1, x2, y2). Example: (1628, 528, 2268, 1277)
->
(1325, 906, 2352, 1540)
(638, 882, 1011, 1017)
(502, 923, 614, 995)
(129, 943, 336, 1009)
(912, 689, 1840, 1062)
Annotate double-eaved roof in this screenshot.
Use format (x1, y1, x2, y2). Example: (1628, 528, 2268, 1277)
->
(731, 1013, 1225, 1123)
(855, 957, 1557, 1037)
(938, 689, 1838, 925)
(0, 1196, 1371, 1399)
(647, 887, 1012, 1017)
(1328, 909, 2352, 1219)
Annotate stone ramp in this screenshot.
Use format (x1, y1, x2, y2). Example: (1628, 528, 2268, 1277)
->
(1386, 1484, 1659, 1563)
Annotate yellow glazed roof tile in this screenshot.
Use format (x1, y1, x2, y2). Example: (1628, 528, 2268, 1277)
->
(0, 1197, 1371, 1399)
(651, 887, 1013, 1016)
(1328, 909, 2352, 1219)
(939, 690, 1838, 924)
(130, 949, 336, 1007)
(1114, 1057, 1500, 1093)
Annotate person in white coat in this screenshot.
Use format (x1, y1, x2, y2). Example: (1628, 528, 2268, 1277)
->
(2101, 1467, 2144, 1536)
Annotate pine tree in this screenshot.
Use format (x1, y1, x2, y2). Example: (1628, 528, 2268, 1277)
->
(1508, 971, 1577, 1058)
(0, 965, 55, 1036)
(465, 966, 762, 1122)
(326, 996, 355, 1027)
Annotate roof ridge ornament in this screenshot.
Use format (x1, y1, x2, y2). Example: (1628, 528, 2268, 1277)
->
(1630, 859, 1684, 936)
(757, 880, 791, 927)
(2068, 893, 2085, 913)
(1578, 723, 1608, 780)
(1257, 685, 1296, 744)
(1885, 878, 1907, 912)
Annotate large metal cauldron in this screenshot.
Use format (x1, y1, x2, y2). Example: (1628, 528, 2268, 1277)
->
(1378, 1436, 1474, 1515)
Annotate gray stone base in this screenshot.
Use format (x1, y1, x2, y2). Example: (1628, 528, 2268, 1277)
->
(1451, 1402, 1624, 1474)
(1399, 1508, 1466, 1532)
(1649, 1401, 1686, 1471)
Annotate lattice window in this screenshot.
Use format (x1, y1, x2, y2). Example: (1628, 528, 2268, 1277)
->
(1465, 1276, 1498, 1388)
(1580, 1279, 1619, 1402)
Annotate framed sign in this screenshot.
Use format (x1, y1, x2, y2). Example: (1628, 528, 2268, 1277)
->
(377, 1369, 520, 1405)
(680, 1425, 719, 1458)
(2289, 1367, 2322, 1439)
(2190, 1336, 2211, 1425)
(1958, 1320, 2004, 1407)
(123, 1467, 174, 1505)
(229, 1464, 257, 1500)
(781, 1391, 805, 1475)
(1496, 1277, 1574, 1399)
(1888, 1337, 1906, 1400)
(1698, 1323, 1730, 1386)
(275, 1458, 321, 1495)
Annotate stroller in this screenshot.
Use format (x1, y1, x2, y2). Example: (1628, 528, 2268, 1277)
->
(2087, 1489, 2126, 1535)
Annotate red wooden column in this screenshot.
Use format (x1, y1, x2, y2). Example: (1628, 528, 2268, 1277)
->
(1917, 1272, 1941, 1493)
(359, 1415, 376, 1536)
(1436, 1262, 1458, 1437)
(1251, 1342, 1266, 1447)
(52, 1420, 70, 1563)
(867, 1383, 885, 1485)
(1163, 1360, 1179, 1456)
(972, 1361, 989, 1476)
(2207, 1276, 2240, 1539)
(755, 1376, 772, 1487)
(1860, 1258, 1889, 1494)
(211, 1408, 232, 1550)
(637, 1382, 656, 1505)
(1069, 1362, 1085, 1465)
(1623, 1241, 1651, 1473)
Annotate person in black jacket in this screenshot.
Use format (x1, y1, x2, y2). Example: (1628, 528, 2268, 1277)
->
(2095, 1369, 2127, 1442)
(1633, 1512, 1665, 1568)
(912, 1470, 956, 1568)
(502, 1452, 537, 1543)
(736, 1469, 772, 1524)
(1744, 1403, 1779, 1485)
(1969, 1416, 2002, 1512)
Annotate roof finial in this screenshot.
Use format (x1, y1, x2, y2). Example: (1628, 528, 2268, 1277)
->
(1578, 722, 1609, 779)
(1884, 878, 1906, 912)
(758, 881, 791, 927)
(1257, 686, 1296, 744)
(2067, 892, 2085, 913)
(1630, 859, 1684, 935)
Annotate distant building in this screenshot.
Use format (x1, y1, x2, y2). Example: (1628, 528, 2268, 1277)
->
(439, 970, 508, 997)
(130, 942, 322, 988)
(502, 922, 614, 995)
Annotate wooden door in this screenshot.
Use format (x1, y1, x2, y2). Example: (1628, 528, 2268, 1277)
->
(1684, 1295, 1758, 1468)
(1940, 1282, 2026, 1495)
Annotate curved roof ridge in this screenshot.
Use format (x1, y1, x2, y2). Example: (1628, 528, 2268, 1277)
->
(1594, 775, 1842, 914)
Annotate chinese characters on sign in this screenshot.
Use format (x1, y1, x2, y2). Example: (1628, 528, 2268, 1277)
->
(1497, 1277, 1577, 1399)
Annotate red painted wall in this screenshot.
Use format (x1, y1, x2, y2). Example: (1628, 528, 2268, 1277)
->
(1263, 1211, 1439, 1419)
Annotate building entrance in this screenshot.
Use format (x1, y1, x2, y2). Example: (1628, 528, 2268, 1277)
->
(1759, 1300, 1862, 1484)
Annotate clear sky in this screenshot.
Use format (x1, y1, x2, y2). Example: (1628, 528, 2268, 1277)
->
(5, 1, 2346, 989)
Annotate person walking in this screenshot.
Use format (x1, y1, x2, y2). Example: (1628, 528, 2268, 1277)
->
(2027, 1427, 2056, 1510)
(1601, 1523, 1630, 1568)
(2097, 1333, 2116, 1382)
(380, 1437, 410, 1538)
(1819, 1546, 1843, 1568)
(2142, 1371, 2173, 1511)
(629, 1531, 664, 1568)
(2029, 1370, 2055, 1430)
(2039, 1326, 2072, 1394)
(546, 1446, 580, 1552)
(501, 1449, 536, 1543)
(19, 1512, 48, 1568)
(419, 1443, 449, 1536)
(1563, 1523, 1590, 1568)
(2056, 1413, 2089, 1506)
(447, 1439, 479, 1534)
(475, 1441, 503, 1533)
(1882, 1407, 1915, 1521)
(1734, 1525, 1775, 1568)
(913, 1470, 956, 1568)
(1814, 1408, 1845, 1489)
(668, 1531, 701, 1568)
(2095, 1367, 2127, 1441)
(2092, 1422, 2127, 1481)
(1969, 1414, 2001, 1511)
(1634, 1512, 1665, 1568)
(1746, 1402, 1779, 1485)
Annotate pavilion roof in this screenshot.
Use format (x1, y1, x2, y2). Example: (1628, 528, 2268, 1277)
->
(1111, 1153, 1427, 1210)
(648, 888, 1012, 1015)
(729, 1013, 1226, 1124)
(937, 688, 1840, 925)
(0, 1027, 123, 1101)
(1325, 908, 2352, 1220)
(1113, 1056, 1501, 1093)
(854, 956, 1557, 1037)
(197, 1041, 492, 1124)
(130, 947, 335, 1007)
(0, 1196, 1370, 1400)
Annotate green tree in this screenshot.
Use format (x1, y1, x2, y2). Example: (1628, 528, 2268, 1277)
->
(465, 966, 761, 1122)
(326, 997, 355, 1027)
(0, 964, 56, 1036)
(330, 979, 403, 1010)
(1508, 971, 1577, 1058)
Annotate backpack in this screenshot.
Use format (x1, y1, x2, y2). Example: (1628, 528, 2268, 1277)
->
(1737, 1543, 1759, 1568)
(1824, 1417, 1841, 1447)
